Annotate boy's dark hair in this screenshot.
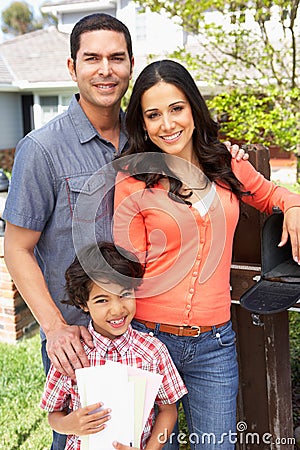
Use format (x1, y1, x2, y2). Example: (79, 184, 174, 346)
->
(70, 13, 133, 69)
(64, 241, 144, 310)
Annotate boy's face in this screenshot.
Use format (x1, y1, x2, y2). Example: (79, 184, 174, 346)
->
(83, 280, 136, 340)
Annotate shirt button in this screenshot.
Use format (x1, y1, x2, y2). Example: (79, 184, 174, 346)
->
(186, 304, 191, 310)
(189, 288, 194, 294)
(192, 271, 198, 277)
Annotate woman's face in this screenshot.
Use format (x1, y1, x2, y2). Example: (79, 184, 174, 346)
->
(141, 81, 195, 162)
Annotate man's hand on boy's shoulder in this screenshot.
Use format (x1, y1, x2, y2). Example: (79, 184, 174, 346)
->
(46, 323, 94, 379)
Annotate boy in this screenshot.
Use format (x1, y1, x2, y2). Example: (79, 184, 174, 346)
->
(40, 242, 187, 450)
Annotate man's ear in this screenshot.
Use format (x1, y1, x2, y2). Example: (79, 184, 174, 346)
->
(67, 57, 77, 82)
(129, 56, 135, 80)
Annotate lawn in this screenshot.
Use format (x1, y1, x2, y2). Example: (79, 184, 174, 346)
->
(0, 333, 52, 450)
(0, 312, 299, 450)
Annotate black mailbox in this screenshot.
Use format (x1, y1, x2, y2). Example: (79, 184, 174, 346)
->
(240, 211, 300, 314)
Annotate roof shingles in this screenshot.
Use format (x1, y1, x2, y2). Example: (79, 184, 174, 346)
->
(0, 27, 71, 84)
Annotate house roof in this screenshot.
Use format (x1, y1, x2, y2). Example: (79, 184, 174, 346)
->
(0, 27, 72, 89)
(42, 0, 116, 13)
(44, 0, 105, 5)
(0, 54, 13, 84)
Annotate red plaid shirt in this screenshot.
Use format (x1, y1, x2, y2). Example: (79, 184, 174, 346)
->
(40, 323, 187, 449)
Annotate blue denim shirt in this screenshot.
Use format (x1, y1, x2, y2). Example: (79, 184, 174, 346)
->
(3, 94, 128, 339)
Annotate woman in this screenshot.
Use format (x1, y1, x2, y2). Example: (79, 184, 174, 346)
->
(113, 60, 300, 449)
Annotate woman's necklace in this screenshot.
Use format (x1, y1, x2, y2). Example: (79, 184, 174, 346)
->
(182, 179, 209, 191)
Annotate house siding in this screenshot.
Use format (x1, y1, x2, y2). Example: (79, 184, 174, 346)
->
(0, 92, 23, 150)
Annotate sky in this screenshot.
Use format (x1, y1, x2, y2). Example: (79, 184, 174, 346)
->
(0, 0, 46, 42)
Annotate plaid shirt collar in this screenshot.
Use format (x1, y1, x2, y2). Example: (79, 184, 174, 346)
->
(88, 321, 134, 357)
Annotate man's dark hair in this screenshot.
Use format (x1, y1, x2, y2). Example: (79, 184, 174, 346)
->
(70, 13, 133, 68)
(64, 241, 144, 310)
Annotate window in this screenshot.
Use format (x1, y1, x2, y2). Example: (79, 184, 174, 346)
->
(34, 95, 73, 129)
(61, 95, 72, 112)
(40, 96, 58, 126)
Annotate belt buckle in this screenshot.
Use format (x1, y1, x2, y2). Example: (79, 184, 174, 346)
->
(191, 326, 201, 337)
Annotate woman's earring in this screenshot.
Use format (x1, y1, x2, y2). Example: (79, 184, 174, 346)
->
(144, 130, 148, 141)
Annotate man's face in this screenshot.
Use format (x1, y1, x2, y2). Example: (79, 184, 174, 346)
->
(68, 29, 133, 112)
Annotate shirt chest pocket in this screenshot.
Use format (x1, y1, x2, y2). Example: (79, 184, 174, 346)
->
(66, 174, 110, 223)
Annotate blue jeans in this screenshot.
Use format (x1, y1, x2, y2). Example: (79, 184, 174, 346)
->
(131, 320, 239, 450)
(41, 340, 67, 450)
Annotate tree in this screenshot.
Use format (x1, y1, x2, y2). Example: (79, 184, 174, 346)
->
(2, 1, 38, 35)
(208, 86, 300, 152)
(134, 0, 300, 152)
(1, 1, 57, 36)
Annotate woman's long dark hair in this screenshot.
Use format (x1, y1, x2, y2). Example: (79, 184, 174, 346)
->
(117, 59, 247, 202)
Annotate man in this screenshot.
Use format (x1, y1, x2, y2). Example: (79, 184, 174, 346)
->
(3, 12, 245, 450)
(3, 13, 133, 449)
(4, 12, 133, 377)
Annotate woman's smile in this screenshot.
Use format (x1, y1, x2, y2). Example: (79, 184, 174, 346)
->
(160, 130, 183, 142)
(142, 81, 195, 162)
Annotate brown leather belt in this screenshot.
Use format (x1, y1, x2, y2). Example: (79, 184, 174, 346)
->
(135, 319, 229, 337)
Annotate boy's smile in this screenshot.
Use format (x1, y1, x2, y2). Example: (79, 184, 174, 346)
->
(83, 280, 136, 340)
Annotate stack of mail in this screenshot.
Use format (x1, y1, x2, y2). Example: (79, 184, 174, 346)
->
(76, 361, 163, 449)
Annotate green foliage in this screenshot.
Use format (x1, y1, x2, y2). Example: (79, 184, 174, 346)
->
(1, 1, 40, 35)
(207, 86, 300, 151)
(0, 333, 52, 449)
(277, 183, 300, 193)
(178, 402, 189, 449)
(121, 79, 134, 111)
(289, 311, 300, 383)
(1, 1, 57, 36)
(135, 0, 299, 89)
(40, 10, 58, 28)
(134, 0, 300, 152)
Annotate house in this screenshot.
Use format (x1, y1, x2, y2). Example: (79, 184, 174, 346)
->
(0, 0, 186, 343)
(0, 0, 185, 160)
(0, 0, 293, 168)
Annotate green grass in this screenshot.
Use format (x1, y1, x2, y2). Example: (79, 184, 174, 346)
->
(0, 333, 188, 449)
(0, 332, 52, 450)
(0, 317, 299, 449)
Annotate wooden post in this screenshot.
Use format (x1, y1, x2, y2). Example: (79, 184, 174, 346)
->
(231, 144, 294, 449)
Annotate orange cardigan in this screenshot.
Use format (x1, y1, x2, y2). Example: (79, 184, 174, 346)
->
(114, 159, 300, 326)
